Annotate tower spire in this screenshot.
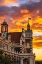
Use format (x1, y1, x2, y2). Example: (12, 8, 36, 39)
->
(4, 19, 6, 22)
(27, 18, 31, 30)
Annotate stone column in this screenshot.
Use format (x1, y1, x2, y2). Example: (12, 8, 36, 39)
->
(34, 59, 35, 64)
(33, 56, 35, 64)
(20, 58, 23, 64)
(30, 57, 33, 64)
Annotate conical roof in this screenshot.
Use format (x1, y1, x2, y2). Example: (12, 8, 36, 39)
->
(27, 18, 31, 30)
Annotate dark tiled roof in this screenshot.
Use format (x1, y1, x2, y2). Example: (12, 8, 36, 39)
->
(8, 32, 22, 43)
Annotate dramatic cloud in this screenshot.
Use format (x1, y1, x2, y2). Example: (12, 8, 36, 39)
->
(0, 1, 42, 32)
(31, 22, 42, 31)
(33, 36, 42, 48)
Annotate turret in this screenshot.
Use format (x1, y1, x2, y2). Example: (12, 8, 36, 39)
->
(1, 20, 8, 39)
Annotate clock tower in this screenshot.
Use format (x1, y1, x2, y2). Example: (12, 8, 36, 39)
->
(20, 18, 35, 64)
(20, 18, 33, 53)
(25, 18, 33, 53)
(1, 20, 8, 39)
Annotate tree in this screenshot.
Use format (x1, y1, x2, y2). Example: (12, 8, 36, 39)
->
(36, 61, 42, 64)
(0, 50, 14, 64)
(0, 50, 4, 64)
(4, 55, 14, 64)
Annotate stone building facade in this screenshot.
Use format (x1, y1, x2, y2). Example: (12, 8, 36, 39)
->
(0, 19, 35, 64)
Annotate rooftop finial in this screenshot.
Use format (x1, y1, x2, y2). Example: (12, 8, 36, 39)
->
(4, 19, 6, 22)
(27, 17, 31, 30)
(28, 17, 31, 24)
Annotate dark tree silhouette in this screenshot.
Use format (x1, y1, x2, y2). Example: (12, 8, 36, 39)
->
(36, 61, 42, 64)
(0, 50, 13, 64)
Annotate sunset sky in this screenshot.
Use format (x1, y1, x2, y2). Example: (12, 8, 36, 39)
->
(0, 0, 42, 60)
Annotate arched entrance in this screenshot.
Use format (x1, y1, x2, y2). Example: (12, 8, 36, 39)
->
(23, 58, 29, 64)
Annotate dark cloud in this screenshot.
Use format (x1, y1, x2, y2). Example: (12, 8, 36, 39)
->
(0, 1, 42, 17)
(20, 2, 42, 16)
(0, 0, 3, 3)
(0, 6, 22, 19)
(0, 6, 10, 16)
(40, 0, 42, 2)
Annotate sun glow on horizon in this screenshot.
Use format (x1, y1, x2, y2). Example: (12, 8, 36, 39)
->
(33, 48, 42, 60)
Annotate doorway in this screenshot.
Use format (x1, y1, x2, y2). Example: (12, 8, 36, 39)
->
(23, 58, 29, 64)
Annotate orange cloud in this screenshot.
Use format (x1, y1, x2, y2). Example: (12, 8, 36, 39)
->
(33, 36, 42, 48)
(31, 16, 42, 32)
(4, 0, 17, 3)
(21, 10, 29, 14)
(0, 0, 17, 5)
